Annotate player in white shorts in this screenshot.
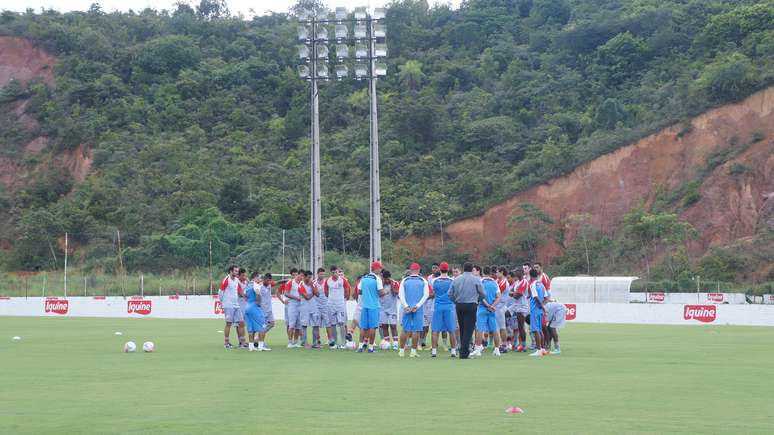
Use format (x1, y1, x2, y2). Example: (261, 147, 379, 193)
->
(324, 266, 351, 349)
(285, 270, 304, 348)
(298, 270, 317, 349)
(421, 264, 440, 349)
(348, 275, 364, 349)
(313, 268, 332, 349)
(545, 301, 566, 355)
(379, 270, 400, 350)
(218, 265, 246, 349)
(510, 269, 530, 352)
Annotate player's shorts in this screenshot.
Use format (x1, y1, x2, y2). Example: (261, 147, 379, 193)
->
(223, 307, 243, 323)
(262, 307, 275, 323)
(360, 307, 380, 330)
(303, 311, 320, 327)
(353, 304, 362, 325)
(495, 307, 507, 330)
(547, 303, 567, 329)
(431, 305, 457, 332)
(530, 310, 544, 333)
(476, 309, 497, 333)
(422, 304, 434, 327)
(244, 306, 265, 333)
(402, 309, 424, 332)
(317, 308, 330, 327)
(286, 302, 301, 329)
(283, 304, 289, 324)
(380, 311, 398, 325)
(328, 303, 347, 325)
(505, 312, 517, 330)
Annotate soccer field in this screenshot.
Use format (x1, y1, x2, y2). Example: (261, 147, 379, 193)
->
(2, 318, 773, 434)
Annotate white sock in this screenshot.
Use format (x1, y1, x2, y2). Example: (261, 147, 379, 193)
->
(248, 342, 255, 350)
(258, 341, 265, 348)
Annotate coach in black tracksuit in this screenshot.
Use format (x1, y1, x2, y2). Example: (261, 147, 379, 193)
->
(449, 262, 486, 359)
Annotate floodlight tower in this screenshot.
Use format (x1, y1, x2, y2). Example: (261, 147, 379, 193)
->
(297, 6, 388, 268)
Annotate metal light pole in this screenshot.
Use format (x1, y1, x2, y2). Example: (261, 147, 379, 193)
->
(297, 6, 387, 267)
(309, 18, 323, 273)
(368, 16, 382, 264)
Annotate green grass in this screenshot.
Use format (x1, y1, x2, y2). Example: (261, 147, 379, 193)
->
(1, 318, 773, 434)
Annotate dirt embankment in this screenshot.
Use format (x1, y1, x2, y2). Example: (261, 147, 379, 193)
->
(401, 86, 774, 264)
(0, 36, 92, 193)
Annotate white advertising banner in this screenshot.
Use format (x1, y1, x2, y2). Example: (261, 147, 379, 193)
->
(629, 292, 747, 304)
(2, 297, 773, 326)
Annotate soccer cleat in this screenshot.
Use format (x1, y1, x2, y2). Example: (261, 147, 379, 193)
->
(368, 348, 376, 353)
(224, 342, 234, 349)
(311, 343, 320, 349)
(356, 346, 364, 353)
(239, 342, 249, 349)
(261, 345, 272, 351)
(392, 344, 399, 351)
(431, 349, 437, 358)
(399, 348, 405, 357)
(410, 349, 418, 358)
(287, 343, 294, 348)
(470, 347, 482, 358)
(550, 348, 561, 355)
(499, 345, 508, 354)
(339, 344, 347, 350)
(529, 349, 543, 357)
(450, 349, 457, 358)
(493, 348, 501, 356)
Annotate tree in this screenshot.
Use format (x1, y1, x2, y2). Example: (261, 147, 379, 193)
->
(620, 208, 698, 282)
(507, 203, 555, 261)
(398, 60, 425, 91)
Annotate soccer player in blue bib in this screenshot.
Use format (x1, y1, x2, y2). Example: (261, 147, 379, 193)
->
(244, 272, 266, 352)
(472, 266, 502, 357)
(528, 268, 549, 357)
(398, 263, 431, 358)
(357, 262, 385, 353)
(430, 262, 458, 358)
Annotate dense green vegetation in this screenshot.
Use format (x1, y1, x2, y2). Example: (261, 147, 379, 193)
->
(0, 0, 772, 277)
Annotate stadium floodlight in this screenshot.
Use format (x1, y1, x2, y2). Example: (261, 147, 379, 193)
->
(354, 23, 367, 39)
(354, 6, 367, 20)
(374, 23, 386, 38)
(373, 7, 386, 20)
(298, 9, 313, 22)
(355, 43, 368, 59)
(375, 62, 387, 76)
(316, 27, 329, 41)
(335, 43, 349, 59)
(316, 62, 330, 79)
(298, 45, 310, 60)
(374, 43, 387, 58)
(354, 63, 368, 79)
(335, 7, 348, 21)
(335, 64, 348, 79)
(298, 26, 310, 41)
(298, 64, 310, 78)
(335, 24, 348, 40)
(316, 44, 329, 59)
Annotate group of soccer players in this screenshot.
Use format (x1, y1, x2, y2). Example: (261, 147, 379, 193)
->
(217, 260, 566, 358)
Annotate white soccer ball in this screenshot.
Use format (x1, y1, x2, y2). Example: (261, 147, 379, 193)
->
(124, 341, 137, 353)
(143, 341, 155, 352)
(380, 340, 391, 350)
(345, 341, 355, 350)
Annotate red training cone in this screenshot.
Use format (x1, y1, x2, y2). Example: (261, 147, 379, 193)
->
(505, 407, 524, 414)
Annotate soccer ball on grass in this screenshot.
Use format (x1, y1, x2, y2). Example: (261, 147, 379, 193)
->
(124, 341, 137, 353)
(143, 341, 155, 352)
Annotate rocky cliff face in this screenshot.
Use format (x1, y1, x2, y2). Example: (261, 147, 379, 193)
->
(401, 86, 774, 267)
(0, 36, 92, 195)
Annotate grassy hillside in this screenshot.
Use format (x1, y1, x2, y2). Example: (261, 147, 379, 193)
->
(0, 0, 772, 273)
